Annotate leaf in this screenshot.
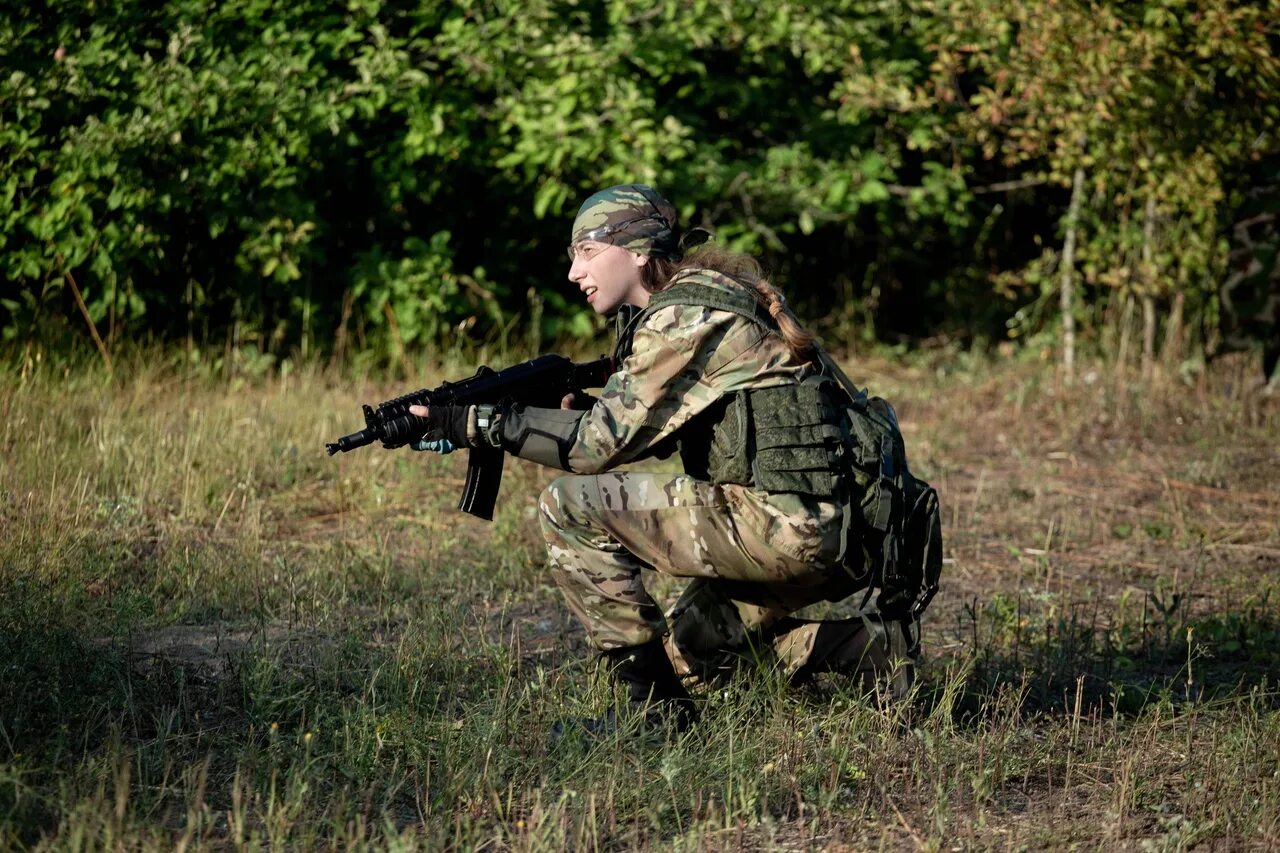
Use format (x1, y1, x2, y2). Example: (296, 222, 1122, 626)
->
(857, 180, 890, 203)
(798, 209, 815, 235)
(533, 180, 561, 219)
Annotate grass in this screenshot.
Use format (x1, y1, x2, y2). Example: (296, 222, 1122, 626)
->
(1, 344, 1278, 849)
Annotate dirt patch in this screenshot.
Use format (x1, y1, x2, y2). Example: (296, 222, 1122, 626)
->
(116, 623, 290, 682)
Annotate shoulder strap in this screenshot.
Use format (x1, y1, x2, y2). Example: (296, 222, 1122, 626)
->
(641, 272, 778, 332)
(814, 348, 868, 407)
(614, 274, 774, 365)
(612, 303, 645, 365)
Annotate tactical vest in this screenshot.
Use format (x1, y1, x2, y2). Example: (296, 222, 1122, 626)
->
(615, 275, 846, 499)
(615, 274, 943, 640)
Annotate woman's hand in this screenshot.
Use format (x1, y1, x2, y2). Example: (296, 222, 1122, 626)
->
(404, 404, 469, 453)
(560, 393, 597, 411)
(410, 437, 456, 454)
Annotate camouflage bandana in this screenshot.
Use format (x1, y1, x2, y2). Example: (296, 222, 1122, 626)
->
(569, 184, 682, 260)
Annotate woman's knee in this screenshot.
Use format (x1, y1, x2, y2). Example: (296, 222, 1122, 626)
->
(537, 474, 599, 540)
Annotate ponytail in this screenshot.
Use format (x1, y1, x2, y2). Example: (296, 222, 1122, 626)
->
(642, 245, 816, 363)
(753, 278, 816, 362)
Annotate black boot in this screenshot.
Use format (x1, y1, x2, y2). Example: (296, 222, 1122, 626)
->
(780, 615, 916, 700)
(602, 639, 698, 732)
(552, 639, 697, 741)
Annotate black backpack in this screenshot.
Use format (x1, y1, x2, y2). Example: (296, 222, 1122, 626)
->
(819, 352, 943, 646)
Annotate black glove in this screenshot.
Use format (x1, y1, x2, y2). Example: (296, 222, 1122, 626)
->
(563, 392, 598, 411)
(381, 405, 471, 449)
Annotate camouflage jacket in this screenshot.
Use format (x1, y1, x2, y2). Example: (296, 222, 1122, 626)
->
(491, 268, 815, 474)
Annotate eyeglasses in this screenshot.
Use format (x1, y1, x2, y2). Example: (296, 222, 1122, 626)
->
(566, 216, 658, 262)
(566, 241, 611, 263)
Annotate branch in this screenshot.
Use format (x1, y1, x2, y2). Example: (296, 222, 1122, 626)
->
(1233, 212, 1275, 232)
(970, 177, 1049, 194)
(64, 269, 112, 373)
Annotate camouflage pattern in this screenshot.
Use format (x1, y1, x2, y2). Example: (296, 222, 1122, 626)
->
(530, 269, 915, 686)
(565, 269, 810, 474)
(539, 471, 912, 687)
(570, 184, 681, 259)
(669, 582, 913, 693)
(541, 473, 828, 658)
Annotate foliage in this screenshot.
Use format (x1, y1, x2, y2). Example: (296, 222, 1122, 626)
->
(2, 350, 1278, 847)
(2, 0, 1278, 358)
(927, 0, 1280, 340)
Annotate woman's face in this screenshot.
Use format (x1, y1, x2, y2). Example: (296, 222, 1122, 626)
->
(567, 241, 651, 315)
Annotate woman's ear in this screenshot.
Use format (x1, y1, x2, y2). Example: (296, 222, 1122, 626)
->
(631, 251, 648, 268)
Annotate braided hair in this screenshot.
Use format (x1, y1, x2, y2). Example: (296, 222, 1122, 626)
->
(640, 245, 817, 363)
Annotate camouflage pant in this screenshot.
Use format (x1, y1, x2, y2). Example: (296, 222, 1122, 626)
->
(539, 472, 912, 684)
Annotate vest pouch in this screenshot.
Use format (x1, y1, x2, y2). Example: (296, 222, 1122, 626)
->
(843, 394, 905, 533)
(704, 394, 752, 486)
(745, 383, 843, 496)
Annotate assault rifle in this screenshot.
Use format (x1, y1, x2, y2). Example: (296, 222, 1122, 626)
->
(325, 354, 615, 520)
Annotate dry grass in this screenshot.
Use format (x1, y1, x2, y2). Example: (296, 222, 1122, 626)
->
(1, 345, 1277, 850)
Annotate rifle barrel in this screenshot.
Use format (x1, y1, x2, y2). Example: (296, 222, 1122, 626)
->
(326, 428, 377, 455)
